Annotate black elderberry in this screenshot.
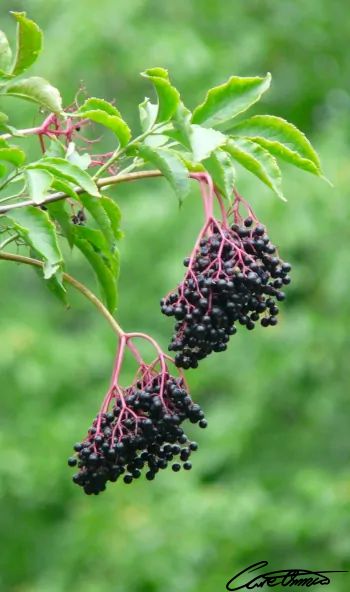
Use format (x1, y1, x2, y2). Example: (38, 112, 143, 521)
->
(69, 372, 206, 494)
(161, 213, 292, 367)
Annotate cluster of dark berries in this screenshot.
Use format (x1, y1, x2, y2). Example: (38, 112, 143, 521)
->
(68, 374, 207, 494)
(161, 216, 291, 369)
(71, 209, 86, 225)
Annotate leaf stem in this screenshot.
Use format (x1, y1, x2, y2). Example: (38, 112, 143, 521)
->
(0, 251, 125, 337)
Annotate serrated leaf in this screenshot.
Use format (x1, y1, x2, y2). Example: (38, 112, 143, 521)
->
(10, 12, 42, 76)
(74, 237, 118, 312)
(50, 177, 78, 200)
(31, 252, 68, 306)
(141, 67, 180, 123)
(5, 76, 63, 113)
(190, 124, 226, 162)
(76, 109, 131, 146)
(78, 97, 122, 118)
(0, 142, 26, 167)
(78, 194, 119, 258)
(0, 113, 21, 136)
(66, 142, 91, 170)
(45, 275, 68, 306)
(45, 138, 66, 158)
(144, 134, 169, 148)
(139, 97, 158, 132)
(232, 114, 323, 176)
(7, 206, 63, 279)
(47, 200, 75, 247)
(74, 224, 119, 274)
(28, 157, 100, 197)
(164, 102, 193, 149)
(74, 225, 109, 252)
(100, 195, 123, 241)
(204, 149, 236, 200)
(25, 169, 53, 204)
(192, 73, 271, 129)
(138, 144, 190, 203)
(224, 138, 285, 201)
(176, 153, 206, 173)
(0, 31, 12, 73)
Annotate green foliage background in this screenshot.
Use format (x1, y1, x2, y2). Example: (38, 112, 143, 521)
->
(1, 1, 350, 590)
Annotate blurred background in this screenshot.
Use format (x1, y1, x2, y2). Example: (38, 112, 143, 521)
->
(1, 1, 350, 591)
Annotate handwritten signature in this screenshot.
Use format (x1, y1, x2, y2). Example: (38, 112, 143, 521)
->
(226, 561, 347, 590)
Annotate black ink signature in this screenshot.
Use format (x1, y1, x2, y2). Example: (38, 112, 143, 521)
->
(226, 561, 348, 590)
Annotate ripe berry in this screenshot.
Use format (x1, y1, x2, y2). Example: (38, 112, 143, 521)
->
(69, 372, 206, 494)
(162, 202, 291, 368)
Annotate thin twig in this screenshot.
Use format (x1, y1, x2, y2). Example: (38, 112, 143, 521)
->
(0, 170, 163, 215)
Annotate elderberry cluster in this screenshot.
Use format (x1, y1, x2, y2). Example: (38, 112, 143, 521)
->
(68, 375, 207, 494)
(162, 217, 291, 369)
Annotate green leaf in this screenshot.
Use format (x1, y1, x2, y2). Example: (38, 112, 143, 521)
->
(5, 76, 63, 113)
(139, 97, 158, 132)
(141, 68, 180, 123)
(50, 177, 78, 200)
(73, 222, 120, 275)
(77, 98, 131, 146)
(74, 226, 109, 252)
(232, 114, 323, 176)
(25, 169, 53, 204)
(204, 149, 236, 200)
(164, 103, 193, 149)
(190, 124, 226, 162)
(78, 193, 117, 250)
(10, 12, 43, 76)
(47, 200, 75, 247)
(45, 138, 66, 158)
(0, 140, 26, 167)
(138, 144, 190, 203)
(74, 237, 118, 312)
(224, 138, 285, 201)
(7, 206, 63, 279)
(66, 142, 91, 170)
(99, 195, 123, 241)
(0, 31, 12, 73)
(77, 110, 131, 146)
(192, 73, 271, 129)
(28, 157, 100, 197)
(78, 97, 122, 118)
(31, 252, 68, 306)
(0, 113, 21, 136)
(144, 134, 169, 148)
(44, 274, 68, 306)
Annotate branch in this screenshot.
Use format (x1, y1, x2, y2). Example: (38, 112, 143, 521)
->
(0, 251, 125, 337)
(0, 170, 163, 215)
